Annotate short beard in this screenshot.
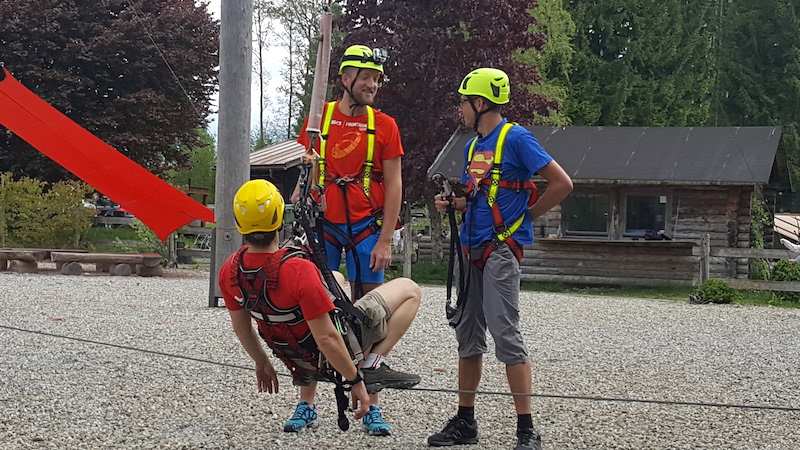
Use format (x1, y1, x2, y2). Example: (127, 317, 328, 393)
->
(348, 89, 374, 106)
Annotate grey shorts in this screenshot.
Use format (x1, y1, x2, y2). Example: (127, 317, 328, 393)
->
(355, 290, 392, 351)
(454, 243, 528, 365)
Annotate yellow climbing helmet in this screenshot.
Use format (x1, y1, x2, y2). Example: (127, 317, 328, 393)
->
(233, 179, 285, 234)
(339, 45, 387, 74)
(458, 68, 510, 105)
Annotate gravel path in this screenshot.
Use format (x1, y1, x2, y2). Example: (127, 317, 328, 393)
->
(1, 267, 799, 449)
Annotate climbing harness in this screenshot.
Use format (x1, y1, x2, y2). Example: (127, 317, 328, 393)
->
(316, 100, 395, 298)
(463, 122, 539, 270)
(231, 246, 329, 382)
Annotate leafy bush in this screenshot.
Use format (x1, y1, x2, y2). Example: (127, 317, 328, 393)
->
(113, 219, 167, 262)
(749, 193, 771, 280)
(689, 279, 743, 304)
(769, 259, 800, 302)
(0, 173, 95, 248)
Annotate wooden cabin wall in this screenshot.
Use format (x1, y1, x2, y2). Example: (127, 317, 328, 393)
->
(671, 187, 752, 279)
(416, 236, 699, 286)
(415, 185, 756, 286)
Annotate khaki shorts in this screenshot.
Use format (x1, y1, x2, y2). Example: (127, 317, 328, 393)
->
(355, 290, 392, 351)
(289, 291, 391, 386)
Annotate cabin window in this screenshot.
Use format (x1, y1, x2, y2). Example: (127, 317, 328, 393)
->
(563, 194, 609, 236)
(624, 195, 666, 237)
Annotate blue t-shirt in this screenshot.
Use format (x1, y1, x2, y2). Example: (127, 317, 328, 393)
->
(459, 120, 553, 248)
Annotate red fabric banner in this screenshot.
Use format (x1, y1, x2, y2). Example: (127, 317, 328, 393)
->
(0, 67, 215, 241)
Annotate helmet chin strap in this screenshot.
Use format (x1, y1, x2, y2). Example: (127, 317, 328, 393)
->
(468, 100, 484, 136)
(468, 100, 497, 137)
(344, 68, 364, 114)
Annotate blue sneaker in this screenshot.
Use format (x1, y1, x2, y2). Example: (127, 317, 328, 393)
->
(283, 401, 317, 432)
(362, 404, 391, 436)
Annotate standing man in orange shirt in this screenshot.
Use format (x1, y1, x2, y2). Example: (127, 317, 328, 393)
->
(290, 44, 416, 434)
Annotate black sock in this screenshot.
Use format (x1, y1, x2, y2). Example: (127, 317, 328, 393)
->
(457, 406, 475, 424)
(517, 414, 533, 430)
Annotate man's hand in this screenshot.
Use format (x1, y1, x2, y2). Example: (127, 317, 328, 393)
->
(301, 148, 319, 164)
(434, 194, 465, 213)
(255, 361, 279, 394)
(350, 382, 370, 420)
(370, 239, 392, 272)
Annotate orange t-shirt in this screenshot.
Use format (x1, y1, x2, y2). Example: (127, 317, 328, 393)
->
(297, 101, 404, 224)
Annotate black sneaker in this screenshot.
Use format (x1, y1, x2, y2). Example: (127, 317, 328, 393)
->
(515, 427, 541, 450)
(427, 416, 479, 446)
(362, 363, 421, 394)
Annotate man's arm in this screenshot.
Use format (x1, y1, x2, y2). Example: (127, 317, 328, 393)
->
(371, 155, 402, 271)
(530, 160, 573, 220)
(306, 313, 371, 418)
(228, 308, 279, 393)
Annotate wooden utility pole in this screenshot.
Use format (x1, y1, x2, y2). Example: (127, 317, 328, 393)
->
(210, 0, 253, 307)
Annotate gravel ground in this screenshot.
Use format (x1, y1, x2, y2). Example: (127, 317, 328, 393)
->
(1, 266, 800, 449)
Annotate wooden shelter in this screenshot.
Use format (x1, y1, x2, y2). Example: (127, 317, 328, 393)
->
(427, 126, 792, 286)
(249, 139, 305, 199)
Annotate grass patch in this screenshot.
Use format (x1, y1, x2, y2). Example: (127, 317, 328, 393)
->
(386, 264, 798, 308)
(521, 282, 696, 301)
(384, 261, 450, 284)
(735, 291, 800, 308)
(80, 226, 139, 242)
(79, 226, 153, 252)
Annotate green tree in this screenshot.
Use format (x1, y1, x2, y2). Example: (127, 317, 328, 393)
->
(253, 0, 275, 147)
(563, 0, 715, 126)
(712, 0, 800, 127)
(711, 0, 800, 204)
(518, 0, 576, 126)
(0, 0, 219, 181)
(260, 0, 344, 140)
(166, 129, 216, 204)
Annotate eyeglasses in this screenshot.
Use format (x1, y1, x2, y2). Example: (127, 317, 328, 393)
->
(459, 98, 471, 106)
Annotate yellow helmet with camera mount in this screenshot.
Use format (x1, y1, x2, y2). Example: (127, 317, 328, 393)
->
(339, 45, 387, 74)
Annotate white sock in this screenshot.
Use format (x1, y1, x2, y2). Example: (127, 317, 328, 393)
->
(364, 353, 385, 369)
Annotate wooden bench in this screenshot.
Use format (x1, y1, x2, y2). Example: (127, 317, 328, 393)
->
(50, 252, 163, 277)
(0, 249, 48, 273)
(0, 249, 90, 273)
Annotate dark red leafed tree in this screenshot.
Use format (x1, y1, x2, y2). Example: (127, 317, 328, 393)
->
(0, 0, 219, 182)
(334, 0, 556, 201)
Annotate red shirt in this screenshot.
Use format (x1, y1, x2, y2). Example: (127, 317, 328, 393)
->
(297, 101, 404, 223)
(219, 248, 335, 341)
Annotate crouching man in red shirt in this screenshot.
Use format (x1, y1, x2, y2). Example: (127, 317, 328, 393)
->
(219, 179, 421, 436)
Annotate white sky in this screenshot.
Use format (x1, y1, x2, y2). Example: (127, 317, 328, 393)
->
(203, 0, 288, 140)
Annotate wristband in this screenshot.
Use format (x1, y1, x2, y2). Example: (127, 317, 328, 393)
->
(343, 369, 364, 390)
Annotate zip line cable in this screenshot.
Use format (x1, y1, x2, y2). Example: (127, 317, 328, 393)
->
(124, 1, 207, 125)
(98, 0, 207, 124)
(3, 323, 800, 414)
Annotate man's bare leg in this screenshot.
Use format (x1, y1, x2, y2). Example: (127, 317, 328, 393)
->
(458, 354, 483, 407)
(506, 360, 531, 414)
(299, 382, 316, 404)
(369, 278, 420, 356)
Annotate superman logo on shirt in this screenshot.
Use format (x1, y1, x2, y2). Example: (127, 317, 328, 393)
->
(467, 150, 494, 189)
